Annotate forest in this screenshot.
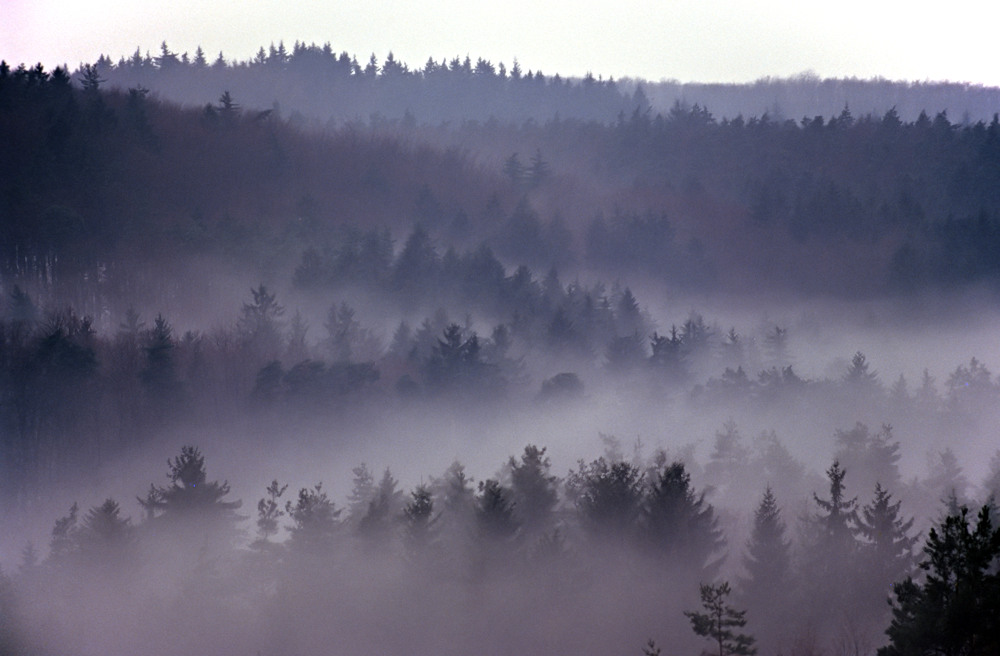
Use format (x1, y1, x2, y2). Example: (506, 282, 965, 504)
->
(1, 47, 1000, 655)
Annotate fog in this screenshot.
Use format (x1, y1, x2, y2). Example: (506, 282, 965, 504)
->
(3, 49, 1000, 656)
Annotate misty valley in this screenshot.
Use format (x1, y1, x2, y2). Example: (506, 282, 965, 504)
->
(1, 46, 1000, 656)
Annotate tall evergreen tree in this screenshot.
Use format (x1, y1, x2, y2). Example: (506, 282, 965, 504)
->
(508, 444, 560, 538)
(738, 486, 791, 601)
(737, 487, 791, 655)
(643, 461, 725, 578)
(857, 483, 918, 587)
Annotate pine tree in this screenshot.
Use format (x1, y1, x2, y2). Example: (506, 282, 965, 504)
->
(685, 581, 757, 656)
(255, 479, 287, 544)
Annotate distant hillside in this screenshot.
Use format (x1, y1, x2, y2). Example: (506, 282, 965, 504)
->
(644, 75, 1000, 125)
(3, 58, 1000, 310)
(75, 42, 1000, 126)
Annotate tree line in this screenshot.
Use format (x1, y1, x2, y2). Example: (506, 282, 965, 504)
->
(1, 442, 997, 654)
(3, 275, 999, 498)
(6, 60, 1000, 299)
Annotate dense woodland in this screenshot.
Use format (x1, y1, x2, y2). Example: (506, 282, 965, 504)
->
(2, 48, 1000, 655)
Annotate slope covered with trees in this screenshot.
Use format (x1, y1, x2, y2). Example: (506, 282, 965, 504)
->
(4, 45, 1000, 656)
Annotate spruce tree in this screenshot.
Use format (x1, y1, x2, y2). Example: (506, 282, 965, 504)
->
(738, 486, 791, 604)
(857, 483, 918, 597)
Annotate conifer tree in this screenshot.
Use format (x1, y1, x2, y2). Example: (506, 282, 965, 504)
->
(508, 445, 559, 537)
(643, 461, 724, 577)
(857, 483, 918, 592)
(140, 446, 242, 525)
(357, 468, 404, 545)
(880, 505, 1000, 656)
(403, 484, 438, 560)
(685, 581, 757, 656)
(475, 478, 519, 543)
(811, 460, 859, 550)
(738, 487, 791, 602)
(285, 483, 339, 555)
(737, 487, 791, 654)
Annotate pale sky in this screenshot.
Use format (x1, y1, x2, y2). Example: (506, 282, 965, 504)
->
(3, 0, 999, 85)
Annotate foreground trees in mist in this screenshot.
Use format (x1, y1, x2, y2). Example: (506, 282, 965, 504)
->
(880, 505, 1000, 656)
(2, 440, 998, 656)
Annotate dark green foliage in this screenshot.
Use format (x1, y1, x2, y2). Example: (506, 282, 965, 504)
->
(684, 581, 757, 656)
(880, 505, 1000, 656)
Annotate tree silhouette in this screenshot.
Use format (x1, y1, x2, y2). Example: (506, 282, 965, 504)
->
(643, 461, 725, 578)
(880, 505, 1000, 656)
(685, 581, 757, 656)
(139, 446, 242, 524)
(737, 487, 791, 654)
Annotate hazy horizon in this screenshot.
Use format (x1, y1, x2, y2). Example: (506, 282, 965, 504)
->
(6, 1, 1000, 86)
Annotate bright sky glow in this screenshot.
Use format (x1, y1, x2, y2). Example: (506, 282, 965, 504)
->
(3, 0, 1000, 85)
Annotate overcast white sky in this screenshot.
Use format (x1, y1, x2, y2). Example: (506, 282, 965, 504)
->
(4, 0, 999, 85)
